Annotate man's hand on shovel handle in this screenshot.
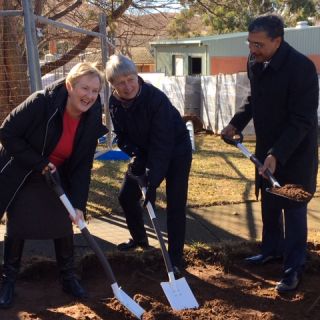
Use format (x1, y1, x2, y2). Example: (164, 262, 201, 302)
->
(221, 124, 237, 139)
(259, 154, 277, 179)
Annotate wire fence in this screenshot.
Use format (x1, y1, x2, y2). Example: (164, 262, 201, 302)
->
(0, 15, 30, 122)
(40, 25, 104, 88)
(0, 5, 112, 140)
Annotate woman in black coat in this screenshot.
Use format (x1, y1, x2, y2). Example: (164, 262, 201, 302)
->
(106, 54, 192, 277)
(0, 62, 107, 308)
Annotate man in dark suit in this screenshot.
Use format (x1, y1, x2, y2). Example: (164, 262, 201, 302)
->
(222, 14, 319, 292)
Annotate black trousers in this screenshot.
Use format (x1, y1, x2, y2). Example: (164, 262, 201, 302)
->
(260, 185, 308, 274)
(118, 152, 192, 268)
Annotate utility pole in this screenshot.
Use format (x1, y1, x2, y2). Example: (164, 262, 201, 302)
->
(99, 13, 112, 149)
(22, 0, 42, 92)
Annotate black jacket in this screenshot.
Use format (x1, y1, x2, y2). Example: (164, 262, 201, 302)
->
(109, 78, 191, 188)
(0, 79, 107, 217)
(230, 41, 319, 194)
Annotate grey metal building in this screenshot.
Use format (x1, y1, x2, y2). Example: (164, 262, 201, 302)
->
(150, 22, 320, 76)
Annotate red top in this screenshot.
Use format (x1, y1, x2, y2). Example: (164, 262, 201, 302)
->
(49, 111, 80, 167)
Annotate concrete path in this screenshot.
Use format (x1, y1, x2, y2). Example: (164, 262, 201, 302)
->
(0, 197, 319, 261)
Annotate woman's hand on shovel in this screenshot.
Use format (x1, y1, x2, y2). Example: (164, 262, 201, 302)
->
(259, 154, 277, 179)
(70, 209, 85, 226)
(42, 162, 57, 175)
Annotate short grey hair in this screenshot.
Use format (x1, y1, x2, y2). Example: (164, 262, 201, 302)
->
(105, 54, 137, 84)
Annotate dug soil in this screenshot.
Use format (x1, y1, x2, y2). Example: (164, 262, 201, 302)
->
(1, 243, 320, 320)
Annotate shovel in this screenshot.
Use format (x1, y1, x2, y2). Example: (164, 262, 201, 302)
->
(45, 171, 145, 319)
(132, 174, 199, 310)
(221, 133, 312, 202)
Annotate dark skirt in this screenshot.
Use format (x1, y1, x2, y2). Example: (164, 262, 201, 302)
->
(6, 172, 73, 239)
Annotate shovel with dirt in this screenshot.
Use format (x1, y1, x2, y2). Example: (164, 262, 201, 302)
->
(222, 133, 312, 203)
(45, 171, 145, 319)
(130, 173, 199, 311)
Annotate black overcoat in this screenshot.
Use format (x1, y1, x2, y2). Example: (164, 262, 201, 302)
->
(0, 79, 107, 218)
(230, 41, 319, 195)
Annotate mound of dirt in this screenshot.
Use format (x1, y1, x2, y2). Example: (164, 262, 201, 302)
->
(1, 243, 320, 320)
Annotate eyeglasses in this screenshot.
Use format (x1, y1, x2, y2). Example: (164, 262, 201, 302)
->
(246, 40, 264, 49)
(113, 75, 138, 89)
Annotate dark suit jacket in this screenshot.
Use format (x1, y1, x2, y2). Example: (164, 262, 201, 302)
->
(230, 41, 319, 195)
(109, 77, 192, 188)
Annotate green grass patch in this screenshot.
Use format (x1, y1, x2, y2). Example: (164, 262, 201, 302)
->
(88, 133, 320, 216)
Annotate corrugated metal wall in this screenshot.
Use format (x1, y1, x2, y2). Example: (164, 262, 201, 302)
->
(285, 27, 320, 55)
(203, 33, 249, 57)
(202, 26, 320, 57)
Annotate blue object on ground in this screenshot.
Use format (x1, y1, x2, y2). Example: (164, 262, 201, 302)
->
(94, 150, 130, 161)
(98, 135, 107, 144)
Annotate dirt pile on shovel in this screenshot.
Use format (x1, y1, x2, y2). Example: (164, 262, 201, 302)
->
(269, 184, 312, 202)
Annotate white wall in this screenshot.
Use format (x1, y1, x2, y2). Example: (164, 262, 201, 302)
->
(201, 73, 254, 135)
(140, 73, 320, 136)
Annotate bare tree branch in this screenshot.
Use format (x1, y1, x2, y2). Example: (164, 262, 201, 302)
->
(48, 0, 83, 20)
(41, 0, 134, 74)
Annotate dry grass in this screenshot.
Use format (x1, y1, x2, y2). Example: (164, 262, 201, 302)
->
(88, 133, 320, 216)
(187, 133, 256, 207)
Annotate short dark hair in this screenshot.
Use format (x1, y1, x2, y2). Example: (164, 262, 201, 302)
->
(248, 14, 284, 39)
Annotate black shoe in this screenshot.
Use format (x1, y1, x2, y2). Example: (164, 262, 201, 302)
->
(0, 281, 14, 309)
(245, 254, 281, 265)
(117, 239, 150, 251)
(276, 269, 300, 293)
(62, 277, 88, 299)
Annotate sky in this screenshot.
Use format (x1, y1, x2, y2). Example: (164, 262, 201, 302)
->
(129, 1, 184, 15)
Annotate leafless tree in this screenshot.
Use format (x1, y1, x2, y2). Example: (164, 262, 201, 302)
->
(0, 0, 179, 118)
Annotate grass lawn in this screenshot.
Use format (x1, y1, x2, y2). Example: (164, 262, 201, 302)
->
(87, 133, 320, 217)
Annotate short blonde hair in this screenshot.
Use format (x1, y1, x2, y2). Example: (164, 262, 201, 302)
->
(105, 54, 137, 84)
(66, 62, 104, 90)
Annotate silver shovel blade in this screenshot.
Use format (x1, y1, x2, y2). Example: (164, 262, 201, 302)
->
(266, 188, 297, 201)
(161, 277, 199, 310)
(112, 284, 145, 319)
